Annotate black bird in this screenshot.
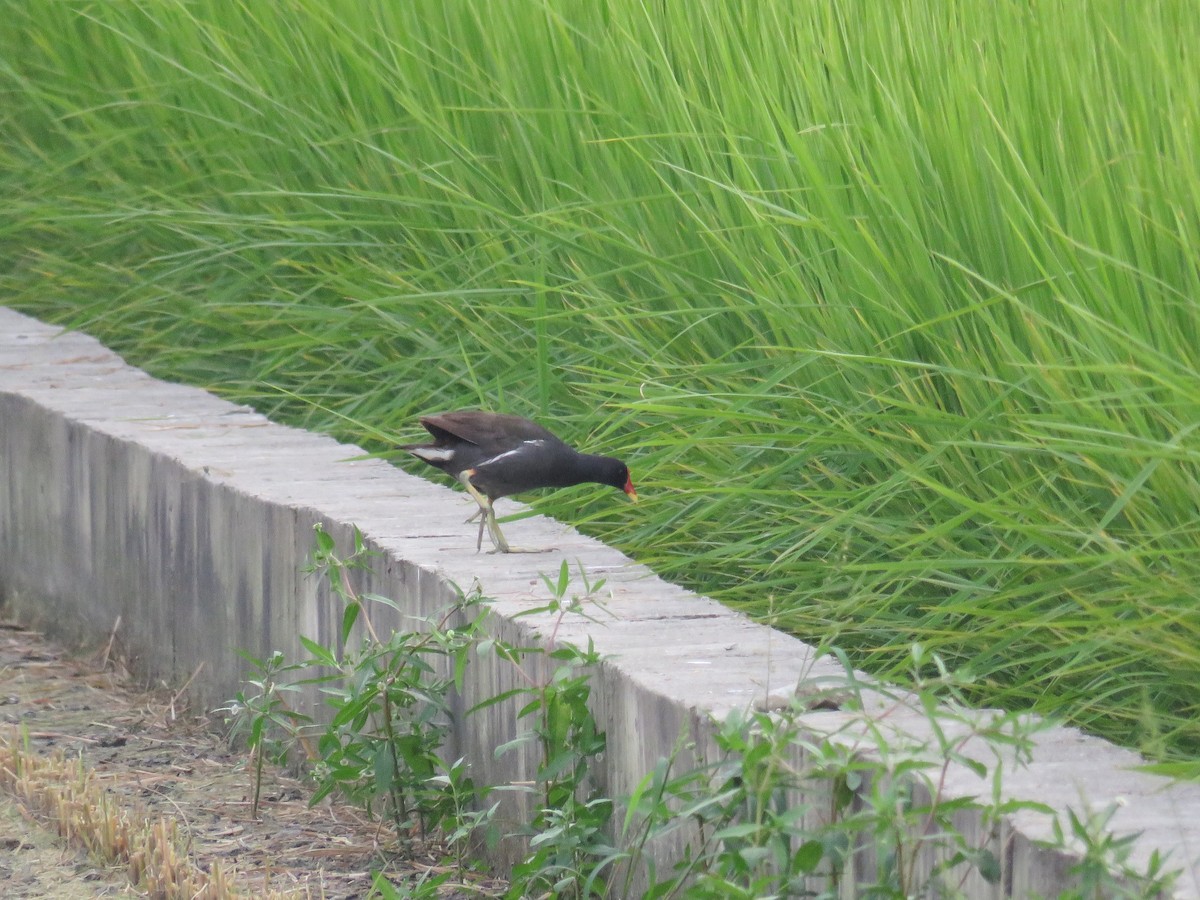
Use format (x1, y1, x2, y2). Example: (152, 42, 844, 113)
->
(403, 410, 637, 552)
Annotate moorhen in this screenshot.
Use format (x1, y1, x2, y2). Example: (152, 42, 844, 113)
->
(403, 411, 637, 552)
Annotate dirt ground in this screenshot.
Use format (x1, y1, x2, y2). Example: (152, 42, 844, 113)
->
(0, 619, 504, 898)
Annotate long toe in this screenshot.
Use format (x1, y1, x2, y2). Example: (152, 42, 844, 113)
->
(485, 510, 512, 553)
(481, 513, 553, 553)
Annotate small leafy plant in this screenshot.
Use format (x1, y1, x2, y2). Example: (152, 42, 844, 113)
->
(489, 561, 617, 899)
(219, 648, 312, 819)
(222, 523, 492, 842)
(604, 644, 1179, 899)
(302, 524, 492, 839)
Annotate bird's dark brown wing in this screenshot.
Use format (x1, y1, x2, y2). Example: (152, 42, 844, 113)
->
(420, 411, 565, 452)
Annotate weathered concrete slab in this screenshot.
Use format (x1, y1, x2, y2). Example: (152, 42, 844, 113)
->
(1, 305, 1196, 895)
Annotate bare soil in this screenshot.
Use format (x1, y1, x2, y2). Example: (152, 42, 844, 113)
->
(0, 619, 503, 898)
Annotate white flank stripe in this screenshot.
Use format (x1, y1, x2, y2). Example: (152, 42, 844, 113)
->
(480, 439, 544, 469)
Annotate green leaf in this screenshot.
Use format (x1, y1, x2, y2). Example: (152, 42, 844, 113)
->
(299, 636, 337, 667)
(976, 847, 1002, 884)
(340, 602, 360, 643)
(794, 839, 823, 873)
(374, 742, 395, 794)
(313, 524, 335, 554)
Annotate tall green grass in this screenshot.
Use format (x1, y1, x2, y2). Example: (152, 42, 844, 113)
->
(3, 1, 1199, 763)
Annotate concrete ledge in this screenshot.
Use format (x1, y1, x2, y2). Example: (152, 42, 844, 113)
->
(1, 305, 1197, 895)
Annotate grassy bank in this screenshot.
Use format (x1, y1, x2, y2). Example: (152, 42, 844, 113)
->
(3, 1, 1199, 764)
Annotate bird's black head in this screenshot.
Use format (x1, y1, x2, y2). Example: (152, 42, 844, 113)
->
(598, 457, 638, 502)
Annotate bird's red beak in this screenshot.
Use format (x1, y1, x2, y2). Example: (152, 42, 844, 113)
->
(624, 476, 638, 503)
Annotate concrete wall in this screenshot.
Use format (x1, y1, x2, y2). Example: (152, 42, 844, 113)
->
(1, 305, 1196, 896)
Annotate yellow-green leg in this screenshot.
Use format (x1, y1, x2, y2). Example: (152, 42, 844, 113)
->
(458, 471, 549, 553)
(458, 473, 510, 553)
